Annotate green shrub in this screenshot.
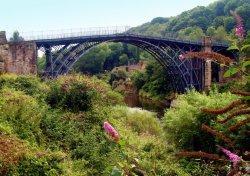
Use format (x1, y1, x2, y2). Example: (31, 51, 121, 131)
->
(131, 71, 146, 90)
(46, 80, 95, 112)
(107, 106, 189, 175)
(40, 108, 106, 149)
(12, 153, 64, 176)
(46, 75, 123, 112)
(109, 70, 128, 85)
(179, 159, 227, 176)
(0, 74, 202, 175)
(163, 89, 238, 151)
(109, 106, 162, 136)
(0, 74, 48, 100)
(0, 88, 46, 144)
(70, 127, 115, 175)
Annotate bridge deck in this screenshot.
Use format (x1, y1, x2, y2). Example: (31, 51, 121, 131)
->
(33, 33, 229, 49)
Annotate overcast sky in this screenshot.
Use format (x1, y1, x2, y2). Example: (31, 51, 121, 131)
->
(0, 0, 217, 36)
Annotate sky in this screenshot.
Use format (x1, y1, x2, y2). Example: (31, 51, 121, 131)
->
(0, 0, 217, 37)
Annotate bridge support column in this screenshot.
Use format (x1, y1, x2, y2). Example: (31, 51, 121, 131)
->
(45, 46, 52, 75)
(202, 36, 212, 90)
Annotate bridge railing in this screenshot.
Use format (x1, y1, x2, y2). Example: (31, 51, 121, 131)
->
(21, 26, 131, 41)
(19, 26, 228, 47)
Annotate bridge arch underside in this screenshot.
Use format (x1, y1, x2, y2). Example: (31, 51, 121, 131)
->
(41, 39, 203, 92)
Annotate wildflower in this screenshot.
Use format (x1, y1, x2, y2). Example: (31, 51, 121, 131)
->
(236, 26, 245, 39)
(103, 121, 119, 142)
(179, 54, 185, 60)
(218, 146, 241, 167)
(231, 11, 245, 40)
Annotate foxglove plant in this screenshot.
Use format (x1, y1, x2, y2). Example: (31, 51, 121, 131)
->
(103, 121, 119, 142)
(230, 10, 245, 40)
(218, 146, 241, 167)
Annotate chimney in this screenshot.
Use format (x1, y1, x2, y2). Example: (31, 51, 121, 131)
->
(0, 31, 7, 44)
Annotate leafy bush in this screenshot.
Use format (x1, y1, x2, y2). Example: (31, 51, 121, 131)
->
(109, 69, 128, 87)
(163, 89, 238, 151)
(0, 74, 196, 175)
(131, 71, 146, 90)
(107, 106, 188, 175)
(46, 80, 95, 112)
(131, 61, 174, 99)
(46, 75, 123, 112)
(6, 153, 65, 176)
(0, 88, 46, 144)
(0, 74, 48, 100)
(179, 159, 226, 176)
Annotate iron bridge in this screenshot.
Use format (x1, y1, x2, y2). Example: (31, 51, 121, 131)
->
(25, 26, 233, 92)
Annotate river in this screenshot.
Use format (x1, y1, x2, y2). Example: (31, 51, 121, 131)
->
(124, 92, 170, 118)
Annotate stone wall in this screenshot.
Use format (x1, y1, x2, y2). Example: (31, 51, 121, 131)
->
(0, 41, 37, 74)
(0, 31, 7, 45)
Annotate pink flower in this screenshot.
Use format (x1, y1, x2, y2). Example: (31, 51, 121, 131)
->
(235, 25, 245, 38)
(218, 146, 241, 167)
(103, 121, 119, 142)
(231, 11, 245, 40)
(179, 54, 185, 60)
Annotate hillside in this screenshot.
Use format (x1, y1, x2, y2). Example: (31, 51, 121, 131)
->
(130, 0, 250, 41)
(72, 0, 250, 75)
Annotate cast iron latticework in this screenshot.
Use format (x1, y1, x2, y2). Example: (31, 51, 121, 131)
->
(34, 33, 232, 92)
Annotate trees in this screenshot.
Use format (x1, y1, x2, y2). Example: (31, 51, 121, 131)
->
(150, 17, 169, 24)
(213, 26, 228, 42)
(74, 44, 110, 74)
(213, 1, 226, 16)
(177, 27, 205, 40)
(9, 31, 24, 42)
(132, 0, 250, 41)
(74, 43, 142, 74)
(224, 16, 236, 32)
(131, 61, 173, 98)
(119, 54, 129, 65)
(206, 26, 216, 36)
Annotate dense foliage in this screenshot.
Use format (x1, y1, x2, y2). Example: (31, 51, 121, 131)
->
(1, 1, 249, 175)
(130, 0, 250, 41)
(73, 43, 141, 74)
(162, 9, 250, 175)
(1, 73, 247, 175)
(0, 74, 193, 175)
(131, 61, 174, 99)
(71, 0, 250, 101)
(164, 89, 239, 151)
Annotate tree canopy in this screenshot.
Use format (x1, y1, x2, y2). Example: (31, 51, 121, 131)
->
(130, 0, 250, 41)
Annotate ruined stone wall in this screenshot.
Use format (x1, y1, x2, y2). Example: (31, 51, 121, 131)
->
(0, 42, 37, 74)
(0, 31, 7, 44)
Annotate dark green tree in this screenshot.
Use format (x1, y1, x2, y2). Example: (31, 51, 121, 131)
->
(9, 31, 24, 42)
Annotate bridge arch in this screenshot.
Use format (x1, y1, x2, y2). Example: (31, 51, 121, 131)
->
(34, 33, 232, 92)
(42, 37, 194, 92)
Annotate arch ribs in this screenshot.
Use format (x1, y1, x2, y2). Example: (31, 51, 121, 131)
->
(37, 34, 227, 92)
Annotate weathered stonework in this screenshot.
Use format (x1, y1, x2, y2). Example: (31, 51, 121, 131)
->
(0, 41, 37, 75)
(0, 31, 7, 45)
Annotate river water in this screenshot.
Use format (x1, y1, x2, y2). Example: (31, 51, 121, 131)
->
(124, 92, 170, 118)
